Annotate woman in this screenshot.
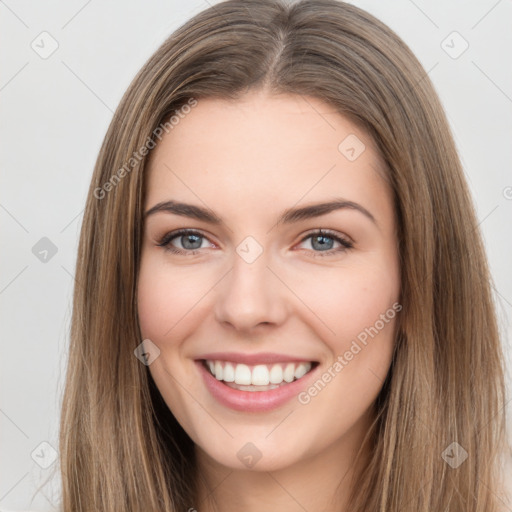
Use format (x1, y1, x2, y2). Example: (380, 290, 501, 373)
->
(59, 0, 510, 510)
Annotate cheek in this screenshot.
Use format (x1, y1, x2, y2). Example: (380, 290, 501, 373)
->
(137, 265, 173, 341)
(287, 259, 400, 346)
(136, 254, 207, 431)
(297, 267, 399, 424)
(286, 253, 400, 402)
(137, 253, 210, 341)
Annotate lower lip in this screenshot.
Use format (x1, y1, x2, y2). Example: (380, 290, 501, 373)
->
(196, 360, 318, 412)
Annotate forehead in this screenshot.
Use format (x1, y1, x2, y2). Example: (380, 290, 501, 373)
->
(145, 91, 391, 223)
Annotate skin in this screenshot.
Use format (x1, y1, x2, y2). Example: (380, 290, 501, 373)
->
(137, 89, 400, 512)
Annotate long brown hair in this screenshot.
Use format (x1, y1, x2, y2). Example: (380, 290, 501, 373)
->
(58, 0, 509, 510)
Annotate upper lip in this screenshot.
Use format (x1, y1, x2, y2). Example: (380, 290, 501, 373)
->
(195, 352, 318, 365)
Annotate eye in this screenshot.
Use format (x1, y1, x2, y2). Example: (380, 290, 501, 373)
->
(156, 228, 353, 257)
(157, 229, 213, 255)
(296, 229, 353, 257)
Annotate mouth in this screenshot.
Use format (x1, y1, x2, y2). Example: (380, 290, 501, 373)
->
(201, 359, 319, 391)
(195, 357, 320, 412)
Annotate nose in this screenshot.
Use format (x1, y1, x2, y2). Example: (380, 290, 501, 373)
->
(213, 246, 289, 333)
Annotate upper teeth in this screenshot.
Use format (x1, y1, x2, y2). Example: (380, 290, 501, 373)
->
(205, 360, 313, 385)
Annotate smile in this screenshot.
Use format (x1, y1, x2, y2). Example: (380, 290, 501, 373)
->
(203, 360, 315, 390)
(196, 358, 320, 412)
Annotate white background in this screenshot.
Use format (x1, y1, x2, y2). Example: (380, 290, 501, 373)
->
(1, 0, 511, 510)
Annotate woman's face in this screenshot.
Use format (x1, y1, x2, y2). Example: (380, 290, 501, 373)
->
(137, 90, 400, 472)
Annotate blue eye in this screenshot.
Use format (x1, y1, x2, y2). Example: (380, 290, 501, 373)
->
(298, 229, 353, 257)
(157, 228, 353, 257)
(157, 229, 209, 255)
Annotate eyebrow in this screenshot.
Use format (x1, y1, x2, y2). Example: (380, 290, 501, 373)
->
(144, 198, 377, 227)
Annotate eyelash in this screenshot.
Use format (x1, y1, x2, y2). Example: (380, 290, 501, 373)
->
(156, 228, 353, 258)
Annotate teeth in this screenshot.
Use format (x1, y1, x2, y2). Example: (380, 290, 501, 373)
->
(269, 364, 283, 384)
(234, 364, 252, 385)
(223, 362, 235, 382)
(214, 361, 223, 381)
(252, 365, 269, 385)
(283, 363, 295, 383)
(206, 360, 313, 386)
(294, 363, 309, 379)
